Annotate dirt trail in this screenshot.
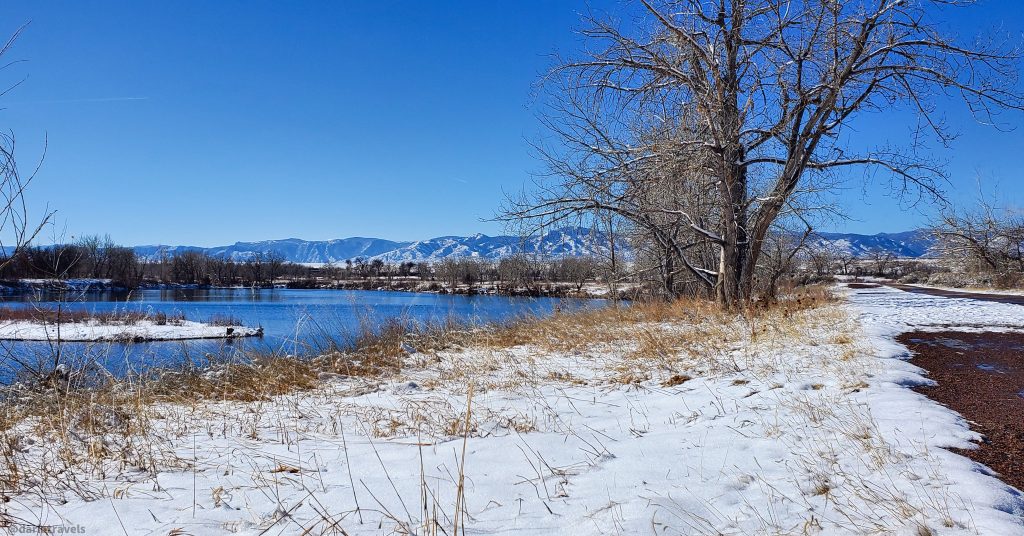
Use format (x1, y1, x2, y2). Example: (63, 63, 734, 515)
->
(887, 283, 1024, 306)
(898, 331, 1024, 491)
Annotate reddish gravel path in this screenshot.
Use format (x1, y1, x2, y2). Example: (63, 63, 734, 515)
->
(898, 331, 1024, 491)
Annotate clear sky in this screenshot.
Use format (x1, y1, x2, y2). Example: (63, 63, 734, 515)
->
(3, 1, 1023, 246)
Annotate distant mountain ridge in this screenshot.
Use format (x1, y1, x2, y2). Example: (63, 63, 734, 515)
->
(810, 230, 936, 258)
(132, 228, 936, 264)
(133, 237, 408, 265)
(133, 228, 622, 264)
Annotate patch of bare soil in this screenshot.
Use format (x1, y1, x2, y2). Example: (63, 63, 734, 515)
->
(899, 331, 1024, 491)
(846, 283, 882, 289)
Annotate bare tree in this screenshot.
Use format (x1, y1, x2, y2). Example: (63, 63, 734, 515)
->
(435, 258, 485, 292)
(933, 192, 1024, 275)
(835, 251, 855, 276)
(506, 0, 1022, 306)
(0, 25, 56, 382)
(172, 250, 207, 284)
(435, 258, 461, 291)
(498, 254, 536, 292)
(868, 249, 897, 277)
(106, 245, 141, 287)
(805, 243, 837, 278)
(554, 257, 597, 292)
(244, 252, 266, 285)
(265, 250, 286, 283)
(758, 226, 811, 299)
(0, 25, 49, 270)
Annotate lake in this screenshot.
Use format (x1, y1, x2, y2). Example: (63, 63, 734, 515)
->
(0, 288, 604, 379)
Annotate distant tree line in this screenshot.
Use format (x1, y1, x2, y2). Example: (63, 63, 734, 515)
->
(430, 255, 599, 293)
(0, 237, 610, 294)
(0, 235, 144, 287)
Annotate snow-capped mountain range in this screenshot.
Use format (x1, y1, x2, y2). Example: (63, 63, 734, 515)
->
(132, 228, 936, 264)
(133, 228, 623, 265)
(133, 237, 407, 265)
(809, 230, 935, 258)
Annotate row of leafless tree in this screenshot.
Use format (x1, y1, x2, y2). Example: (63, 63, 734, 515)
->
(0, 241, 609, 291)
(145, 250, 287, 286)
(0, 243, 286, 287)
(150, 251, 604, 290)
(430, 255, 600, 292)
(504, 0, 1022, 305)
(0, 235, 141, 286)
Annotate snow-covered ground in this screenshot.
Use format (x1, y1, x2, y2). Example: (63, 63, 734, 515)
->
(849, 284, 1024, 332)
(5, 286, 1024, 535)
(0, 319, 261, 342)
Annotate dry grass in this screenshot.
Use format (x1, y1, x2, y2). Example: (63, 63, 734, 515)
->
(0, 380, 183, 503)
(474, 298, 723, 354)
(0, 310, 482, 504)
(398, 284, 842, 396)
(474, 284, 835, 355)
(0, 283, 963, 535)
(0, 284, 840, 506)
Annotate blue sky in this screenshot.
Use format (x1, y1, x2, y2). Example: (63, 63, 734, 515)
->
(3, 1, 1023, 246)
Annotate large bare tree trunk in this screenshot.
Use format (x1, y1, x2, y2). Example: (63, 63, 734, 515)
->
(716, 167, 748, 306)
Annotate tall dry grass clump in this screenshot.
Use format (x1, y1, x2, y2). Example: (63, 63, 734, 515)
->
(475, 284, 834, 355)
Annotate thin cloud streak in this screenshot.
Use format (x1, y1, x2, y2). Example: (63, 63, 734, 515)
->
(10, 96, 149, 105)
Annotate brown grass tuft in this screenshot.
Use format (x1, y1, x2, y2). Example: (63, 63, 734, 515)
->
(661, 374, 692, 387)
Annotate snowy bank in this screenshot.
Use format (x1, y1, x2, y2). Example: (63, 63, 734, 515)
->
(0, 319, 262, 342)
(3, 287, 1024, 535)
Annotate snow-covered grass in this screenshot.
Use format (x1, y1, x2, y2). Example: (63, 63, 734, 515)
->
(1, 286, 1023, 535)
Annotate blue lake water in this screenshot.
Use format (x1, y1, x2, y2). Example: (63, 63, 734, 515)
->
(0, 288, 605, 378)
